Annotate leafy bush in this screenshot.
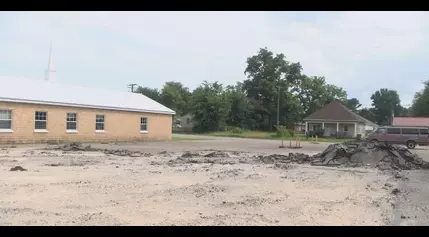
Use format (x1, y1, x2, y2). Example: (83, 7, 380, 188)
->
(231, 127, 243, 134)
(275, 125, 290, 138)
(288, 129, 295, 137)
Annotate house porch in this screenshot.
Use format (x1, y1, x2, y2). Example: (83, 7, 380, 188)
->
(305, 121, 364, 138)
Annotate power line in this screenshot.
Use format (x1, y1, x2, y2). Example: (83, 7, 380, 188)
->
(128, 83, 138, 93)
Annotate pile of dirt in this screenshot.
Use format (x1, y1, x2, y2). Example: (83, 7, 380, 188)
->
(180, 152, 200, 158)
(103, 149, 145, 157)
(259, 153, 312, 165)
(58, 143, 95, 152)
(204, 151, 230, 158)
(310, 141, 429, 171)
(53, 143, 151, 158)
(10, 166, 27, 172)
(255, 141, 428, 171)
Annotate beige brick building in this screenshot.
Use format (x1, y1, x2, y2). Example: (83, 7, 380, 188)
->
(0, 77, 175, 144)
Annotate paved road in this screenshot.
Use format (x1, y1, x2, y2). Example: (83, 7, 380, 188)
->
(171, 133, 332, 154)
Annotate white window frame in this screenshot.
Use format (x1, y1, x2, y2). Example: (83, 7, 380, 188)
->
(140, 117, 148, 133)
(66, 112, 78, 133)
(0, 110, 13, 133)
(95, 114, 105, 133)
(34, 111, 48, 132)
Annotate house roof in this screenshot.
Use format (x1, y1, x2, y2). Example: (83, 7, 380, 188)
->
(304, 100, 376, 125)
(0, 76, 175, 115)
(393, 117, 429, 127)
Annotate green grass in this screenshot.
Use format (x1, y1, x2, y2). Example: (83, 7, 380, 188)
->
(202, 130, 353, 143)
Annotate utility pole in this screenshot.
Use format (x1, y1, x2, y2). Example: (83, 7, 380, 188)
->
(128, 83, 138, 93)
(277, 86, 280, 127)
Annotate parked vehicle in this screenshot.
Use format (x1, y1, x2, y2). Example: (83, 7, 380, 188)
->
(366, 126, 429, 149)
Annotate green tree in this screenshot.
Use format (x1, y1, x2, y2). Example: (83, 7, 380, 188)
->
(190, 81, 229, 133)
(243, 47, 303, 130)
(411, 81, 429, 117)
(134, 86, 162, 103)
(160, 81, 192, 116)
(358, 107, 376, 122)
(297, 75, 347, 118)
(224, 82, 254, 129)
(344, 98, 362, 112)
(370, 88, 402, 125)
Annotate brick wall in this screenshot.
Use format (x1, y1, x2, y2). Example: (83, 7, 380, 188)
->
(0, 102, 173, 144)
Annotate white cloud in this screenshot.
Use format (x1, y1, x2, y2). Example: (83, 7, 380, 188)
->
(0, 11, 428, 106)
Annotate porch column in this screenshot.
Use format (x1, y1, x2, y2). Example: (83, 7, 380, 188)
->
(336, 122, 339, 138)
(305, 121, 308, 132)
(354, 122, 357, 138)
(322, 122, 325, 130)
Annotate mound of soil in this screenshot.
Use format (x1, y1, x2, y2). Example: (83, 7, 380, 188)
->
(204, 151, 230, 158)
(310, 141, 429, 171)
(58, 143, 95, 152)
(53, 143, 150, 158)
(181, 152, 200, 158)
(255, 141, 429, 171)
(10, 166, 27, 172)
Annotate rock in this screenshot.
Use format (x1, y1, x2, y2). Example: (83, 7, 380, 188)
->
(181, 152, 199, 158)
(10, 166, 27, 172)
(391, 188, 401, 195)
(129, 152, 141, 157)
(204, 151, 230, 158)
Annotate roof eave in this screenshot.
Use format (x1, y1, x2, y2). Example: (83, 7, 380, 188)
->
(0, 98, 176, 115)
(303, 118, 363, 123)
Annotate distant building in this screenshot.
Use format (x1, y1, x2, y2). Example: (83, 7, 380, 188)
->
(174, 114, 195, 133)
(303, 100, 378, 138)
(294, 123, 306, 133)
(392, 117, 429, 127)
(0, 43, 175, 144)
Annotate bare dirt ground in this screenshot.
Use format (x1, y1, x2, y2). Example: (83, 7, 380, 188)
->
(0, 136, 426, 226)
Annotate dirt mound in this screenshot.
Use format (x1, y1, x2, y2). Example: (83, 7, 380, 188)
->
(204, 151, 230, 158)
(311, 141, 429, 171)
(254, 141, 428, 171)
(181, 152, 200, 158)
(53, 143, 151, 158)
(103, 149, 143, 157)
(259, 153, 312, 165)
(59, 143, 95, 152)
(10, 166, 27, 172)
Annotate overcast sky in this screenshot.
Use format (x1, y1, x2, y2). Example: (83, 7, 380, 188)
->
(1, 11, 428, 107)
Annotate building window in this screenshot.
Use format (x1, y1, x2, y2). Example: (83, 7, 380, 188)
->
(35, 111, 47, 130)
(0, 110, 12, 130)
(402, 128, 419, 135)
(95, 115, 105, 131)
(66, 113, 77, 130)
(140, 117, 148, 131)
(186, 118, 190, 124)
(344, 125, 348, 132)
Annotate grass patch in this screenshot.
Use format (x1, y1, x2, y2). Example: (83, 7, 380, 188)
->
(203, 131, 354, 143)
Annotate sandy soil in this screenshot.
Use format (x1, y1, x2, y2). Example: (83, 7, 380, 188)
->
(0, 141, 400, 226)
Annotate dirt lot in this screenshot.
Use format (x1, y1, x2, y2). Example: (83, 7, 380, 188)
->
(0, 136, 426, 226)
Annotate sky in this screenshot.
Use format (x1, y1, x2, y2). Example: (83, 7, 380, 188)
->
(1, 11, 429, 108)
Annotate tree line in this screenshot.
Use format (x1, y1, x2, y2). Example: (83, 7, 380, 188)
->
(134, 47, 425, 133)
